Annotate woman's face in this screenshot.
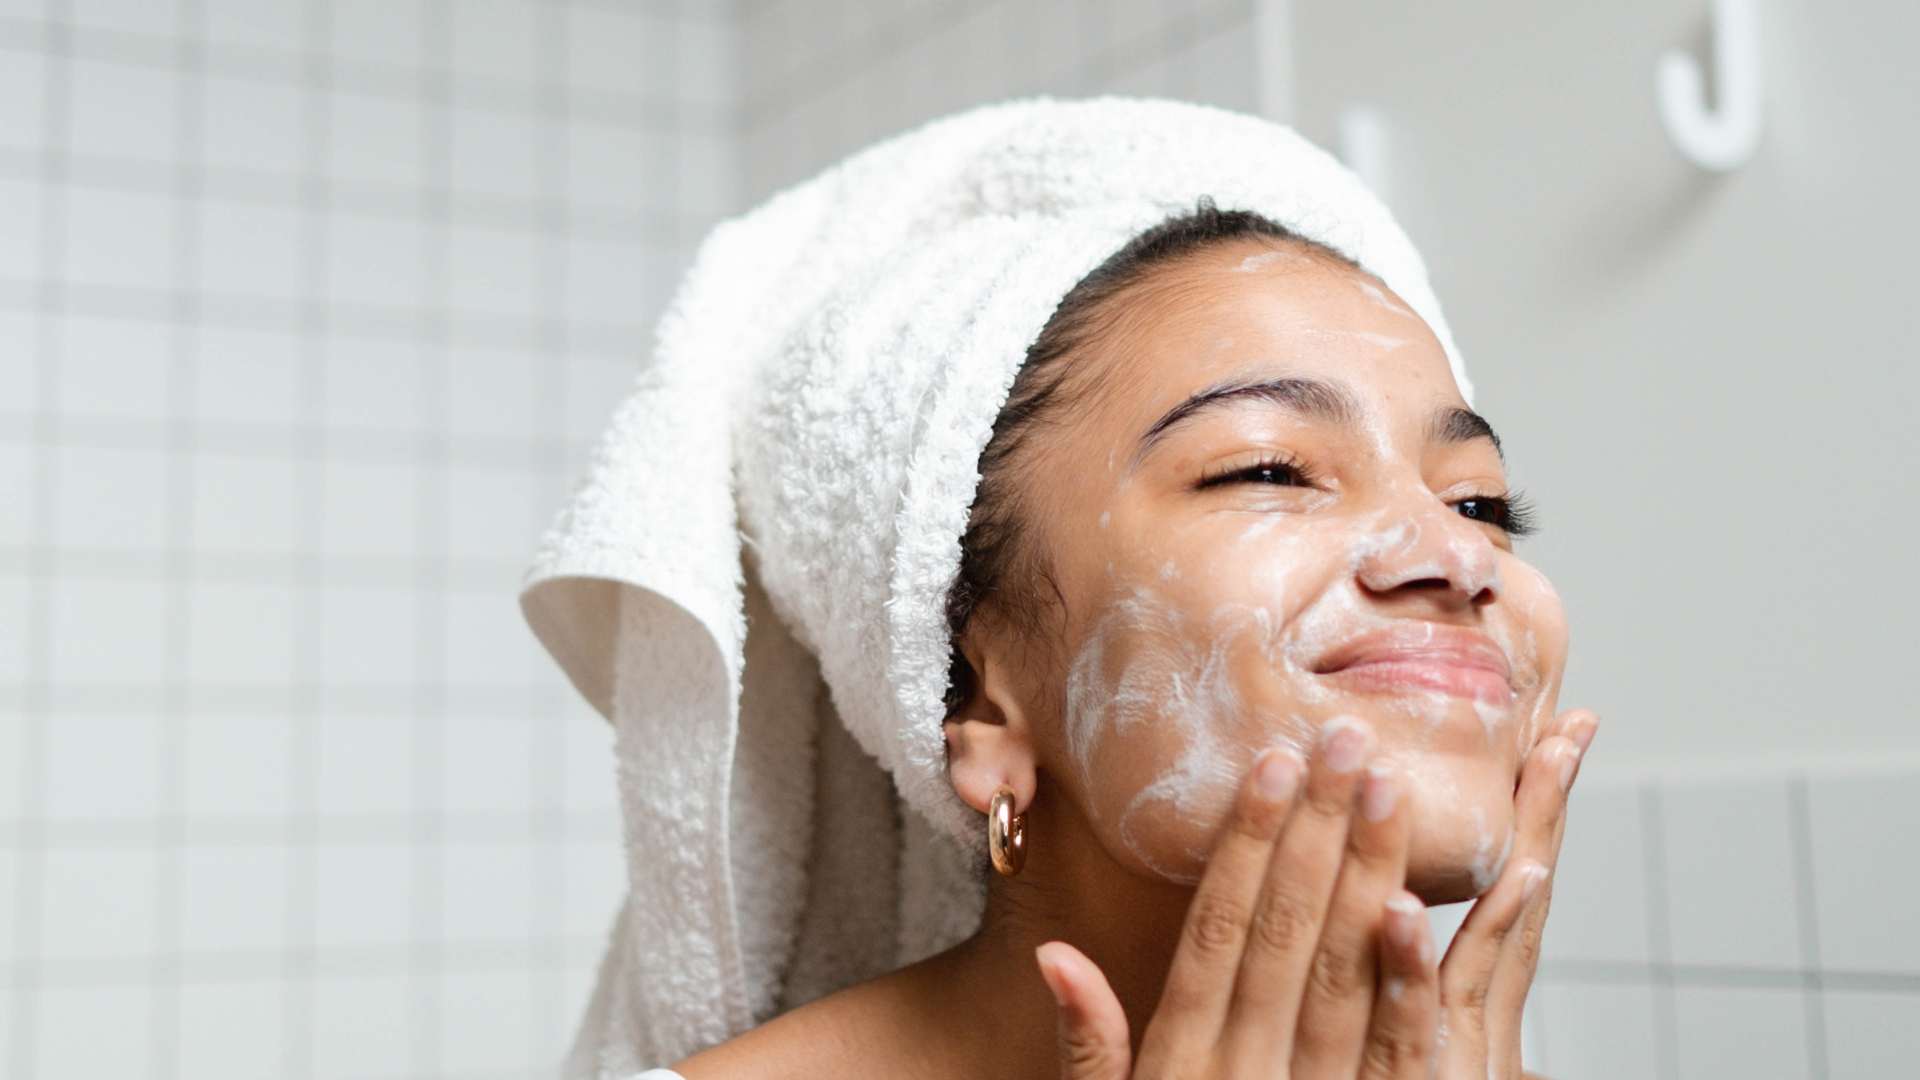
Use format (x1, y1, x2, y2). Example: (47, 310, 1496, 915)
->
(1020, 240, 1568, 903)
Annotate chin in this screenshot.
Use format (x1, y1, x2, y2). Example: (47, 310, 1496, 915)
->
(1401, 760, 1518, 905)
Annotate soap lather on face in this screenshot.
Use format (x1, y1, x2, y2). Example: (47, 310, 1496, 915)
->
(1026, 238, 1568, 903)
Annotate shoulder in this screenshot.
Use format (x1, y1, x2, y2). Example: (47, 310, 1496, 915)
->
(670, 970, 935, 1080)
(667, 996, 850, 1079)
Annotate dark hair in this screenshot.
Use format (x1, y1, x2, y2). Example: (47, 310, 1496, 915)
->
(940, 195, 1360, 719)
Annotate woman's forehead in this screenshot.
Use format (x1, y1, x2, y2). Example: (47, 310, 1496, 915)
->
(1080, 250, 1464, 445)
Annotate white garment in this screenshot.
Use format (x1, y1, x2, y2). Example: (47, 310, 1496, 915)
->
(521, 95, 1470, 1073)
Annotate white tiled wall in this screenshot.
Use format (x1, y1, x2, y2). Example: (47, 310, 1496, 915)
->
(12, 1, 1917, 1077)
(1531, 765, 1920, 1078)
(2, 1, 733, 1077)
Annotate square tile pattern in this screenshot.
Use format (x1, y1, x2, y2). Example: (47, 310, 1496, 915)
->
(15, 1, 1915, 1078)
(1532, 767, 1920, 1078)
(2, 1, 725, 1077)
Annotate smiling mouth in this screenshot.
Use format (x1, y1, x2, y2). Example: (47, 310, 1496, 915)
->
(1309, 623, 1516, 706)
(1317, 659, 1514, 704)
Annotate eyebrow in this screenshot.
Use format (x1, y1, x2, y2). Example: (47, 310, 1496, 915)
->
(1128, 374, 1505, 471)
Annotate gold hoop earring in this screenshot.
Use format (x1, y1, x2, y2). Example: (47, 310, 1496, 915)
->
(988, 785, 1027, 877)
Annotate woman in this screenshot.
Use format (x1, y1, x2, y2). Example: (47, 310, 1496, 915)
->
(523, 97, 1595, 1080)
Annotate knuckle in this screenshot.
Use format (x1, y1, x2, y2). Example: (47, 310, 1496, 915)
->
(1304, 937, 1368, 1001)
(1057, 1029, 1115, 1073)
(1247, 887, 1314, 955)
(1360, 1026, 1429, 1075)
(1512, 920, 1546, 976)
(1226, 799, 1275, 843)
(1480, 918, 1515, 951)
(1455, 975, 1494, 1014)
(1184, 893, 1249, 956)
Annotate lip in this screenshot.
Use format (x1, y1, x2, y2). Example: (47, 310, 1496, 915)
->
(1310, 623, 1514, 703)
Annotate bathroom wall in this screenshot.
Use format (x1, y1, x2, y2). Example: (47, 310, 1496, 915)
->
(1, 1, 732, 1076)
(1284, 1, 1920, 1076)
(737, 0, 1263, 206)
(8, 1, 1913, 1078)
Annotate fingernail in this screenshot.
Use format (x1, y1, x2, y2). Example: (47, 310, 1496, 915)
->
(1034, 945, 1069, 1006)
(1519, 860, 1549, 903)
(1361, 763, 1400, 821)
(1571, 714, 1599, 755)
(1556, 743, 1578, 793)
(1255, 749, 1303, 802)
(1321, 716, 1372, 774)
(1385, 893, 1423, 949)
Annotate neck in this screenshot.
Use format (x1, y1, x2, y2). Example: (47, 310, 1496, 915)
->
(912, 771, 1196, 1078)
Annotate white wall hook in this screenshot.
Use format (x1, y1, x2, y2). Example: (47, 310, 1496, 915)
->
(1657, 0, 1763, 171)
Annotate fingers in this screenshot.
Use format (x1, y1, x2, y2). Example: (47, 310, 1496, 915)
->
(1437, 707, 1599, 1077)
(1275, 759, 1413, 1074)
(1358, 891, 1441, 1080)
(1434, 852, 1548, 1074)
(1216, 716, 1376, 1063)
(1037, 941, 1132, 1080)
(1484, 710, 1599, 1060)
(1141, 745, 1305, 1055)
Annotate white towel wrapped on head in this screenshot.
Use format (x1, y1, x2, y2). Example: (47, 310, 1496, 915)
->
(518, 94, 1471, 1074)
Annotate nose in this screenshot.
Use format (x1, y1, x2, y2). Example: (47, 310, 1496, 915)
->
(1349, 495, 1501, 604)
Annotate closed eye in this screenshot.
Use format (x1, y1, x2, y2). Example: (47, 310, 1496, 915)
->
(1197, 453, 1541, 538)
(1195, 451, 1317, 490)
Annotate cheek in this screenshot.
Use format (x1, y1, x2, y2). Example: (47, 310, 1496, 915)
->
(1062, 581, 1314, 884)
(1497, 558, 1571, 755)
(1056, 524, 1565, 891)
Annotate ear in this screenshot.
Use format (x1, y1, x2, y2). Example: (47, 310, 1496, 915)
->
(942, 623, 1039, 817)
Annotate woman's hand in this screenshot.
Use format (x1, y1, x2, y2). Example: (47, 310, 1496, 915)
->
(1034, 707, 1598, 1079)
(1434, 707, 1598, 1077)
(1036, 718, 1439, 1078)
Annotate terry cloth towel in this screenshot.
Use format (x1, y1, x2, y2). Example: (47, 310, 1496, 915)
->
(519, 94, 1473, 1076)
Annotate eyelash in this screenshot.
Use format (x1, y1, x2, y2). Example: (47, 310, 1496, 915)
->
(1196, 452, 1542, 538)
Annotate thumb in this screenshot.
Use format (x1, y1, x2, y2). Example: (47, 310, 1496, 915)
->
(1035, 941, 1132, 1080)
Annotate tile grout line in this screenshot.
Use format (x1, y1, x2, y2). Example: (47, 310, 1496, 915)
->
(533, 0, 577, 1060)
(8, 1, 71, 1076)
(0, 418, 580, 472)
(0, 809, 620, 849)
(1, 682, 577, 718)
(0, 282, 666, 356)
(149, 1, 208, 1076)
(0, 11, 726, 133)
(410, 1, 455, 1071)
(282, 1, 332, 1074)
(1788, 774, 1830, 1078)
(1641, 782, 1680, 1079)
(0, 150, 690, 245)
(1538, 961, 1920, 993)
(16, 937, 608, 988)
(0, 547, 548, 589)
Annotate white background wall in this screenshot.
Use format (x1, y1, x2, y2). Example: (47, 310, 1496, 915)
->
(1288, 0, 1919, 773)
(6, 1, 1916, 1077)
